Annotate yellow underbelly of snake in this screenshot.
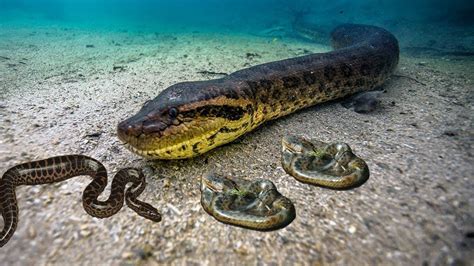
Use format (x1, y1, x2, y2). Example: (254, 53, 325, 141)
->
(117, 24, 399, 159)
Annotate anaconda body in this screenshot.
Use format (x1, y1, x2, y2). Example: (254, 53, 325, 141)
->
(0, 155, 161, 247)
(117, 24, 399, 159)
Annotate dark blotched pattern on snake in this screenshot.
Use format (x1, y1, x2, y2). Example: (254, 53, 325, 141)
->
(0, 155, 161, 247)
(200, 173, 295, 230)
(117, 24, 399, 160)
(281, 135, 369, 189)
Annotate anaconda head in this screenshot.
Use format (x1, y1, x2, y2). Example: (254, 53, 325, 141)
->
(117, 80, 254, 159)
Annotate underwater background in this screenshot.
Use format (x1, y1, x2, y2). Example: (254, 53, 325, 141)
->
(0, 0, 473, 265)
(1, 0, 473, 58)
(1, 0, 474, 32)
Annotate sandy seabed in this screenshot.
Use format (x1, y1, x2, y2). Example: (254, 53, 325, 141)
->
(0, 23, 473, 265)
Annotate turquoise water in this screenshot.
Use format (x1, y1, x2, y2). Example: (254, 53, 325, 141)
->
(0, 1, 473, 264)
(1, 0, 473, 34)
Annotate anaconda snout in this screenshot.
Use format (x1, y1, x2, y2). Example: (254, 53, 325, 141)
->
(117, 104, 172, 138)
(117, 80, 256, 159)
(117, 96, 179, 157)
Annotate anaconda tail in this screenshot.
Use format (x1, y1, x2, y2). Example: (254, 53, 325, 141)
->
(0, 179, 19, 247)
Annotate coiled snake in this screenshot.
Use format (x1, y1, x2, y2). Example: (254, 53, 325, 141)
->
(200, 173, 295, 230)
(0, 155, 161, 247)
(281, 135, 369, 189)
(1, 24, 399, 241)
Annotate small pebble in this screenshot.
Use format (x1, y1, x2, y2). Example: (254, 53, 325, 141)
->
(121, 251, 134, 259)
(79, 224, 92, 237)
(348, 225, 357, 234)
(80, 230, 91, 237)
(28, 226, 37, 239)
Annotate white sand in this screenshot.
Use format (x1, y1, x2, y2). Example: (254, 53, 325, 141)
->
(0, 24, 473, 265)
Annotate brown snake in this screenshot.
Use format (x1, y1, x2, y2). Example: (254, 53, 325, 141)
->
(1, 24, 399, 240)
(0, 155, 161, 247)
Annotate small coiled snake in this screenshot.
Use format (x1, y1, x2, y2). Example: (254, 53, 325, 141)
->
(281, 135, 369, 189)
(200, 173, 295, 231)
(0, 155, 161, 247)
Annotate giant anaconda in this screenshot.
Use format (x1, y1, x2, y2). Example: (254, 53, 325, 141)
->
(118, 24, 399, 159)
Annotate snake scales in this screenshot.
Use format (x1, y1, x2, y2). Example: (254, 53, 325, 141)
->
(1, 24, 399, 242)
(200, 173, 295, 230)
(0, 155, 161, 247)
(281, 136, 369, 189)
(117, 24, 399, 159)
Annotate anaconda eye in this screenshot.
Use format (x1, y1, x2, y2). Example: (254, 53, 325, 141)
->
(168, 107, 179, 118)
